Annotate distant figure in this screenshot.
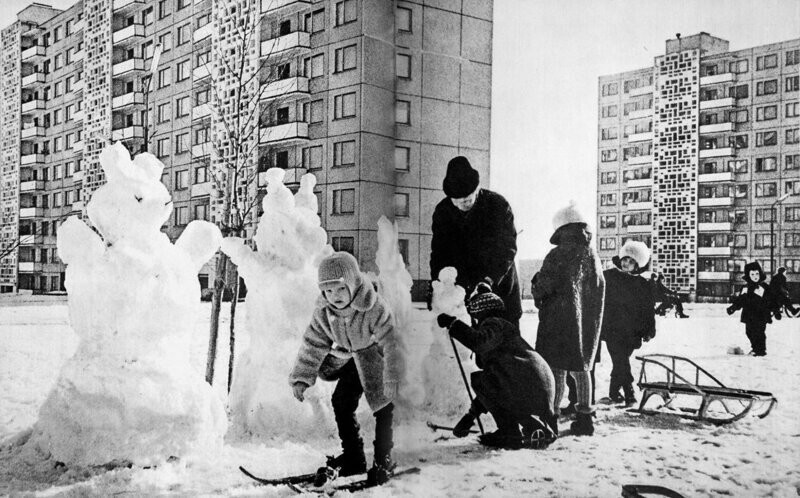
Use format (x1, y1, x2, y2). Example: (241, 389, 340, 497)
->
(652, 273, 689, 318)
(727, 262, 777, 356)
(770, 267, 798, 317)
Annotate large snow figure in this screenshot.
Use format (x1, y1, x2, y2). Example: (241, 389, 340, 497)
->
(33, 142, 226, 466)
(421, 267, 476, 417)
(223, 169, 332, 440)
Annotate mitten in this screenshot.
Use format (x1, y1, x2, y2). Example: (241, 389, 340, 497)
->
(726, 306, 735, 316)
(437, 313, 457, 329)
(292, 382, 308, 402)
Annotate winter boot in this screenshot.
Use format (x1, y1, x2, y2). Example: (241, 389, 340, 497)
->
(315, 449, 367, 486)
(366, 454, 396, 486)
(478, 430, 523, 449)
(521, 415, 557, 449)
(623, 384, 637, 407)
(569, 412, 594, 436)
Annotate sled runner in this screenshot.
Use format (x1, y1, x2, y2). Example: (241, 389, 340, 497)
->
(621, 484, 685, 498)
(632, 354, 777, 425)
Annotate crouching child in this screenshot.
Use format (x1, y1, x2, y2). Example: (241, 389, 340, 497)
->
(437, 291, 557, 449)
(727, 261, 775, 356)
(290, 252, 404, 486)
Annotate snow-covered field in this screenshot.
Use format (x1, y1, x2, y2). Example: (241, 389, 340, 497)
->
(1, 299, 799, 497)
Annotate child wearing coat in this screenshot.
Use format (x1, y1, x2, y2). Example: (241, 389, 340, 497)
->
(727, 261, 775, 356)
(437, 291, 557, 449)
(290, 252, 403, 486)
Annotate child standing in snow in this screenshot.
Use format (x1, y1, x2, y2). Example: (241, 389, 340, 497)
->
(437, 291, 557, 449)
(290, 252, 403, 485)
(727, 261, 776, 356)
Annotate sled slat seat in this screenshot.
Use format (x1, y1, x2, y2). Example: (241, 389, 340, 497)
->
(639, 381, 773, 400)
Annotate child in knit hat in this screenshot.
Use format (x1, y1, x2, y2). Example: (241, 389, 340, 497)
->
(437, 290, 557, 449)
(726, 261, 776, 356)
(290, 251, 403, 486)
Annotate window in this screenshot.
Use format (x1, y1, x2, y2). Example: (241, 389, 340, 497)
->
(303, 54, 324, 78)
(787, 76, 800, 92)
(194, 164, 208, 183)
(335, 0, 356, 26)
(728, 159, 747, 173)
(304, 9, 325, 33)
(755, 182, 777, 197)
(396, 54, 411, 79)
(601, 82, 618, 96)
(53, 191, 62, 208)
(273, 150, 289, 169)
(177, 0, 191, 10)
(787, 180, 800, 196)
(729, 134, 748, 149)
(395, 100, 410, 124)
(787, 128, 800, 144)
(600, 215, 616, 229)
(156, 137, 170, 157)
(600, 238, 616, 251)
(65, 133, 74, 149)
(755, 157, 777, 172)
(300, 99, 323, 124)
(730, 59, 748, 74)
(174, 169, 189, 189)
(176, 96, 190, 118)
(333, 92, 356, 119)
(175, 133, 189, 153)
(788, 49, 800, 66)
(600, 149, 617, 162)
(302, 145, 323, 170)
(177, 23, 191, 45)
(600, 193, 616, 206)
(64, 161, 74, 176)
(601, 105, 617, 118)
(754, 233, 774, 249)
(157, 102, 170, 122)
(396, 7, 411, 32)
(787, 102, 799, 118)
(755, 208, 775, 223)
(787, 233, 800, 248)
(173, 206, 188, 226)
(195, 88, 209, 106)
(53, 108, 62, 124)
(786, 154, 800, 170)
(53, 136, 62, 152)
(756, 130, 777, 147)
(331, 236, 354, 254)
(159, 32, 172, 52)
(394, 193, 409, 217)
(332, 188, 355, 214)
(65, 48, 73, 65)
(600, 171, 617, 184)
(159, 0, 170, 18)
(176, 60, 190, 81)
(54, 81, 62, 97)
(756, 79, 778, 96)
(334, 44, 357, 73)
(735, 184, 748, 198)
(193, 203, 208, 221)
(786, 207, 800, 222)
(333, 140, 355, 167)
(274, 63, 290, 80)
(398, 239, 409, 265)
(756, 54, 778, 70)
(158, 67, 171, 88)
(194, 126, 209, 144)
(622, 212, 651, 227)
(728, 84, 748, 99)
(756, 105, 777, 121)
(601, 127, 618, 140)
(395, 146, 409, 171)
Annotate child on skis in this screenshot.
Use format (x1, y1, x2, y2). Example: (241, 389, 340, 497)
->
(727, 261, 776, 356)
(437, 290, 558, 449)
(290, 252, 403, 486)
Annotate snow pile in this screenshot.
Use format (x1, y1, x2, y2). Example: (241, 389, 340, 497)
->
(30, 143, 226, 466)
(222, 169, 333, 440)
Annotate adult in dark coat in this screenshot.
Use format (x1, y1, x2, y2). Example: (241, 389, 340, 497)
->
(437, 291, 556, 449)
(601, 241, 656, 405)
(532, 201, 605, 436)
(430, 156, 521, 325)
(770, 267, 799, 317)
(728, 262, 776, 356)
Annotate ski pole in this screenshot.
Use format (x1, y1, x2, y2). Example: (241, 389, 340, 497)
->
(449, 334, 485, 435)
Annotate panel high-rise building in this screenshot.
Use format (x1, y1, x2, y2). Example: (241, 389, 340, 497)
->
(597, 33, 800, 301)
(0, 0, 494, 297)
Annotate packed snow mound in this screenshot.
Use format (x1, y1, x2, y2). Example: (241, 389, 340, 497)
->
(32, 142, 226, 466)
(222, 168, 333, 440)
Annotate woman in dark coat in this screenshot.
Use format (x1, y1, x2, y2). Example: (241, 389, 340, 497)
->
(601, 241, 656, 405)
(437, 291, 556, 449)
(727, 261, 776, 356)
(430, 156, 521, 325)
(532, 201, 605, 436)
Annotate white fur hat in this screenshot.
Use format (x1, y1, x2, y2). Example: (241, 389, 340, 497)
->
(552, 200, 588, 231)
(619, 240, 651, 269)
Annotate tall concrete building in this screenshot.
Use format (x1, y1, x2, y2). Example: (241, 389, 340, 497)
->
(597, 33, 800, 301)
(0, 0, 494, 296)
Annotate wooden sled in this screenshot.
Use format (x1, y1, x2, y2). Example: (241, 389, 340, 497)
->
(632, 354, 777, 425)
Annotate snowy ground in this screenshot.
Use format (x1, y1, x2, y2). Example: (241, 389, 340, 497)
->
(1, 298, 799, 497)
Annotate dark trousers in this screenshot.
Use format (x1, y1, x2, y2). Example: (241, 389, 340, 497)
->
(606, 341, 635, 394)
(331, 360, 394, 460)
(745, 322, 767, 355)
(655, 296, 685, 315)
(567, 368, 596, 405)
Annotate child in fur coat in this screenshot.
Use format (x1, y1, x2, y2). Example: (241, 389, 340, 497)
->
(727, 261, 776, 356)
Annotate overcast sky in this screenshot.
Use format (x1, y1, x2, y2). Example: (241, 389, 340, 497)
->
(2, 0, 799, 259)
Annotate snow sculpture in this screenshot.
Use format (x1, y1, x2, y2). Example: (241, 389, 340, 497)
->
(223, 169, 332, 439)
(33, 142, 226, 466)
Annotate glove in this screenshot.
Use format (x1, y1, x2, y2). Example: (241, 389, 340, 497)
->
(437, 313, 457, 329)
(292, 382, 308, 402)
(383, 380, 399, 399)
(726, 306, 735, 316)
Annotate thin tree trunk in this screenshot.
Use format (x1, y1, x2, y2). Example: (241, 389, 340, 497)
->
(206, 252, 229, 385)
(227, 266, 240, 393)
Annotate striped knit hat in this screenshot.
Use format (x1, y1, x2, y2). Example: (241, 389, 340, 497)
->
(467, 291, 505, 318)
(318, 251, 363, 293)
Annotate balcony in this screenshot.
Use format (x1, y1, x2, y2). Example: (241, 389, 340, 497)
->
(699, 122, 734, 134)
(112, 58, 146, 78)
(18, 234, 40, 245)
(260, 121, 309, 144)
(111, 125, 144, 141)
(20, 153, 45, 165)
(261, 0, 311, 14)
(72, 140, 84, 152)
(113, 0, 147, 14)
(192, 143, 211, 157)
(194, 22, 214, 43)
(700, 73, 735, 86)
(698, 171, 734, 183)
(626, 201, 653, 211)
(627, 178, 653, 188)
(629, 85, 654, 97)
(699, 97, 736, 110)
(72, 200, 85, 211)
(73, 170, 84, 182)
(193, 65, 211, 80)
(73, 20, 85, 32)
(261, 31, 311, 57)
(21, 72, 46, 87)
(699, 147, 734, 159)
(698, 246, 732, 257)
(20, 126, 45, 139)
(73, 109, 84, 122)
(698, 196, 734, 207)
(627, 155, 653, 166)
(628, 132, 653, 143)
(698, 222, 733, 232)
(21, 45, 46, 62)
(112, 92, 144, 109)
(19, 207, 44, 218)
(260, 76, 309, 101)
(21, 100, 46, 114)
(192, 103, 212, 120)
(113, 24, 145, 46)
(19, 180, 44, 192)
(18, 262, 37, 272)
(73, 50, 85, 62)
(698, 271, 732, 280)
(73, 79, 84, 92)
(191, 182, 214, 197)
(626, 224, 651, 234)
(627, 108, 653, 120)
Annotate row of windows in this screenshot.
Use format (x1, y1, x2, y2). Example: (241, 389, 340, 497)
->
(26, 160, 83, 182)
(21, 129, 84, 155)
(599, 166, 653, 185)
(22, 72, 83, 103)
(24, 100, 84, 130)
(25, 44, 84, 76)
(701, 49, 800, 77)
(600, 181, 800, 206)
(598, 236, 652, 251)
(29, 12, 83, 48)
(18, 246, 60, 264)
(700, 232, 800, 249)
(698, 154, 800, 174)
(23, 188, 81, 209)
(169, 202, 209, 227)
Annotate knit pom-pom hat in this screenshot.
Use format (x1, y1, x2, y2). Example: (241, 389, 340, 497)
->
(619, 240, 651, 270)
(318, 251, 363, 294)
(467, 291, 505, 320)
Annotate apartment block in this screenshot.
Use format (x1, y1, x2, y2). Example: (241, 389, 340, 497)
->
(597, 33, 800, 301)
(0, 0, 494, 296)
